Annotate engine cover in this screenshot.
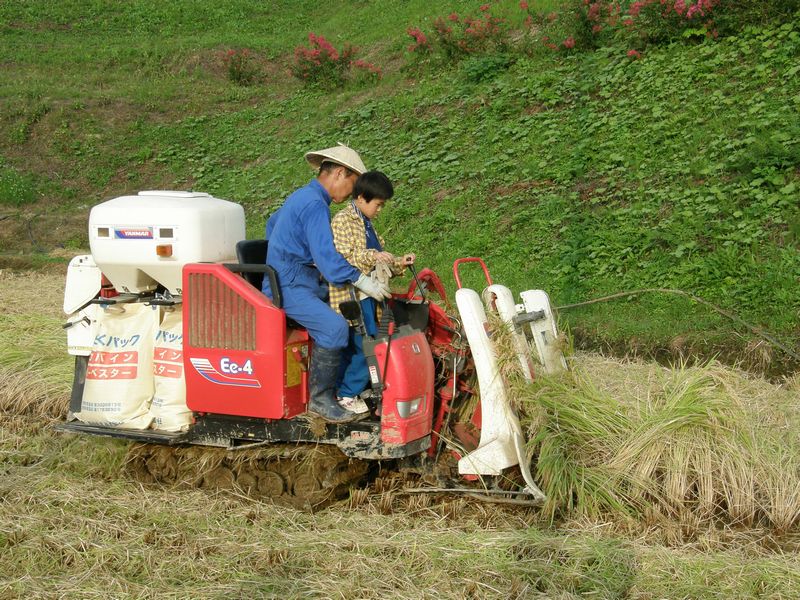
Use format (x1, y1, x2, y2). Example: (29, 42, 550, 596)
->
(365, 325, 435, 446)
(182, 263, 308, 420)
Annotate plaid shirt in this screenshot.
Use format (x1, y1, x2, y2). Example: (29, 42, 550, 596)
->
(329, 202, 404, 317)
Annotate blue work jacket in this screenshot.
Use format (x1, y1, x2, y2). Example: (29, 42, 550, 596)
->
(264, 179, 360, 296)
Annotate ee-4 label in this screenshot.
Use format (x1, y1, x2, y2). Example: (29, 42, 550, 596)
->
(220, 358, 254, 375)
(190, 357, 261, 388)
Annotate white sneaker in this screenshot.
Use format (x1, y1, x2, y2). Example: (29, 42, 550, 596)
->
(338, 396, 369, 414)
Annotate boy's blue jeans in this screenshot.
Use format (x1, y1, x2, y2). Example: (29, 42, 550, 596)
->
(337, 298, 378, 398)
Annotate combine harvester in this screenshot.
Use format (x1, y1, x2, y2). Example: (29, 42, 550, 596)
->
(59, 191, 566, 507)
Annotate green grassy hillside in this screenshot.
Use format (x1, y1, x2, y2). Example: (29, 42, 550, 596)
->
(1, 0, 798, 374)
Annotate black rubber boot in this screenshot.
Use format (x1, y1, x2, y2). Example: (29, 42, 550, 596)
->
(307, 345, 358, 424)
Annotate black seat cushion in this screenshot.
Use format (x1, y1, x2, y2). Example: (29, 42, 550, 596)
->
(235, 239, 268, 291)
(233, 239, 301, 328)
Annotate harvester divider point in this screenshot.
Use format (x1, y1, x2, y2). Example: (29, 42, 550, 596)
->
(398, 487, 545, 507)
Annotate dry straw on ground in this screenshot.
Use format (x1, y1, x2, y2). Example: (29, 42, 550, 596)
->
(0, 271, 72, 419)
(2, 269, 800, 597)
(490, 315, 800, 534)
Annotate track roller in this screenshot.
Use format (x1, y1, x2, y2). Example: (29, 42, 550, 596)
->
(125, 442, 370, 509)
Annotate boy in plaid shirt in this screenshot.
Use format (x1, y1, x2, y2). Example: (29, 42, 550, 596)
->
(329, 171, 415, 414)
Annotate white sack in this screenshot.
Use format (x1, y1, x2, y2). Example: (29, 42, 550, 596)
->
(76, 303, 155, 429)
(150, 307, 191, 432)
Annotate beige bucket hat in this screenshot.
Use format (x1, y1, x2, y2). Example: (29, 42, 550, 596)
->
(305, 143, 367, 175)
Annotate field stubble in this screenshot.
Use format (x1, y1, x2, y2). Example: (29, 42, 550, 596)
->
(1, 268, 799, 598)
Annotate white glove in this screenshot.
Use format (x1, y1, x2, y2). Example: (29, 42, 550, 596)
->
(354, 273, 391, 301)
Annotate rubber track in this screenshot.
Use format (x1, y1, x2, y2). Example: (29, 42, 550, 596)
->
(125, 442, 370, 509)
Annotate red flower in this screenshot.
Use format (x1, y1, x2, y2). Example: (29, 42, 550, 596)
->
(480, 4, 490, 11)
(407, 26, 430, 52)
(627, 49, 641, 58)
(563, 36, 575, 49)
(519, 0, 529, 9)
(448, 12, 459, 22)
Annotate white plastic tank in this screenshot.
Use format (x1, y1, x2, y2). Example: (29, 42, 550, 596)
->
(88, 191, 245, 294)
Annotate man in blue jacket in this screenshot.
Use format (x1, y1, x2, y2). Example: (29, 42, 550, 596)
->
(264, 145, 390, 423)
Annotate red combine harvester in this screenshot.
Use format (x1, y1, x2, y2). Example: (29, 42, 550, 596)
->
(59, 192, 564, 506)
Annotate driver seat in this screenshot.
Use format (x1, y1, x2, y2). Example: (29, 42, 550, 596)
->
(233, 239, 284, 309)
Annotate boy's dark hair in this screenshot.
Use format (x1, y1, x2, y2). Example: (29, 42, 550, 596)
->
(354, 170, 394, 202)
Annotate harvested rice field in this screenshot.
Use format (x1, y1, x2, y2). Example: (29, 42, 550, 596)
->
(1, 267, 799, 599)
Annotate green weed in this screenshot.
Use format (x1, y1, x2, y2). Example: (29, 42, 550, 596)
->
(0, 161, 38, 206)
(0, 1, 798, 367)
(221, 48, 261, 86)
